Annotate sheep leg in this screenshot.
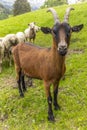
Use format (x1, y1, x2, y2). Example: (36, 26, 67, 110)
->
(0, 63, 2, 73)
(17, 70, 24, 97)
(25, 37, 27, 41)
(7, 51, 11, 66)
(0, 50, 1, 71)
(33, 38, 35, 43)
(0, 58, 2, 73)
(44, 82, 54, 121)
(8, 51, 11, 66)
(53, 82, 60, 110)
(21, 74, 26, 92)
(26, 77, 33, 87)
(28, 78, 33, 86)
(29, 38, 31, 43)
(9, 54, 12, 66)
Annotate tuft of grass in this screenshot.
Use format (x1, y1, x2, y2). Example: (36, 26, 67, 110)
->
(0, 2, 87, 130)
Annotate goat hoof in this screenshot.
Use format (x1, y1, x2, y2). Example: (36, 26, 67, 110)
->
(54, 104, 60, 110)
(20, 93, 24, 97)
(48, 115, 55, 122)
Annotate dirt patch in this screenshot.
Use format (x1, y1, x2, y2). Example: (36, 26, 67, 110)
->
(0, 76, 17, 89)
(0, 76, 35, 89)
(0, 113, 8, 122)
(68, 49, 84, 55)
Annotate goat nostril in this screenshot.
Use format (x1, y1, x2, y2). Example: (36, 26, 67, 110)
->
(59, 46, 67, 51)
(64, 47, 67, 51)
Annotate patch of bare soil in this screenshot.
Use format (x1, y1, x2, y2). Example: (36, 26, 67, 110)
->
(0, 76, 35, 89)
(68, 49, 84, 55)
(0, 114, 8, 122)
(0, 76, 17, 89)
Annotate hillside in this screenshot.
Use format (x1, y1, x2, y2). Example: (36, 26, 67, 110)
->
(0, 3, 87, 130)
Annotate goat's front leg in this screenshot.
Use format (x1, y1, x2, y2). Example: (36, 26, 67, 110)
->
(44, 81, 54, 121)
(53, 82, 60, 110)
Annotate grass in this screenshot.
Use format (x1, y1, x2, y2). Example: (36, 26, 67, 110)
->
(0, 2, 87, 130)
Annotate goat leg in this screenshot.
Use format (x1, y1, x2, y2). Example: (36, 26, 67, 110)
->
(44, 81, 55, 121)
(53, 82, 60, 110)
(47, 95, 54, 121)
(17, 71, 24, 97)
(21, 74, 26, 92)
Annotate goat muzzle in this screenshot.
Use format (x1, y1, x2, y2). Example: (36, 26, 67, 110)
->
(58, 45, 67, 56)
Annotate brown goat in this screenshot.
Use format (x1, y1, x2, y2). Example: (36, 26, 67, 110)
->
(12, 7, 83, 121)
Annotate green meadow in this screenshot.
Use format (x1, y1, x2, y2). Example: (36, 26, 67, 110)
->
(0, 3, 87, 130)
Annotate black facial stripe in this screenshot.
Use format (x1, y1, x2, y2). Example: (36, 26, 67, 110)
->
(52, 24, 60, 43)
(52, 22, 71, 44)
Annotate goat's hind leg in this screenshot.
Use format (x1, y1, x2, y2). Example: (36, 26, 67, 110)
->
(17, 70, 24, 97)
(53, 82, 60, 110)
(21, 73, 27, 92)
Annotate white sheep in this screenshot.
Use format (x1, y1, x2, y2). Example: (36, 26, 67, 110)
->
(24, 22, 40, 43)
(0, 39, 5, 73)
(0, 32, 26, 73)
(2, 34, 18, 67)
(2, 34, 18, 50)
(0, 37, 4, 42)
(34, 25, 41, 32)
(16, 32, 26, 43)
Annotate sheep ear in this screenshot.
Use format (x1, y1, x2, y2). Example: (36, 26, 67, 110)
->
(41, 27, 52, 34)
(71, 24, 83, 32)
(28, 24, 30, 26)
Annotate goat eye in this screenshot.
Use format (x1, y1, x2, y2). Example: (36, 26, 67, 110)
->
(67, 33, 70, 37)
(66, 30, 70, 37)
(53, 29, 57, 35)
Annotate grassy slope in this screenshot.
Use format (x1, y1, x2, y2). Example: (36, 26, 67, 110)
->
(0, 2, 87, 130)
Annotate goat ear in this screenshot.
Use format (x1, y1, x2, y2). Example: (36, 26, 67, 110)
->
(71, 24, 83, 32)
(41, 27, 52, 34)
